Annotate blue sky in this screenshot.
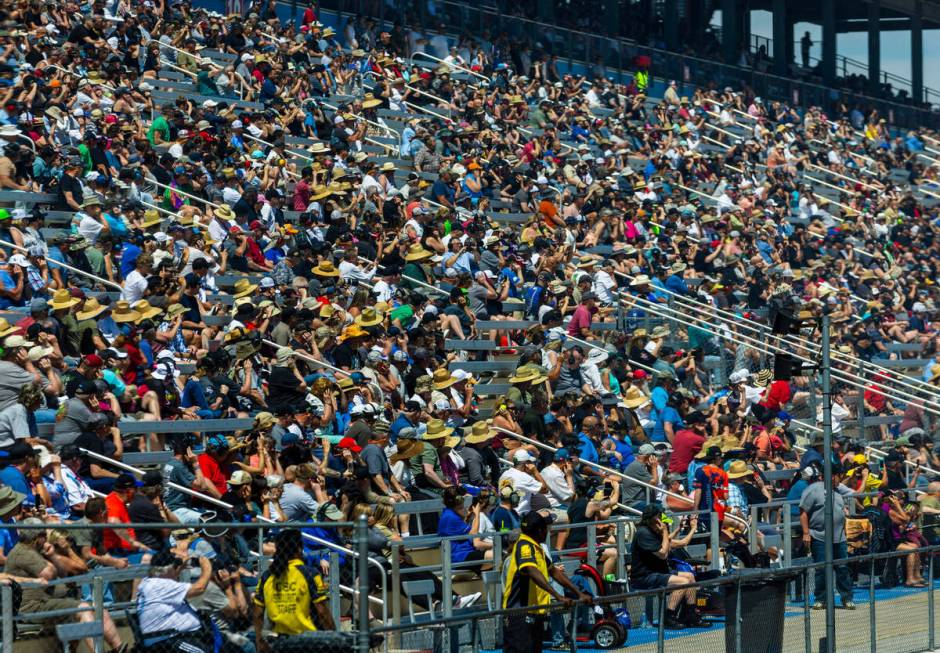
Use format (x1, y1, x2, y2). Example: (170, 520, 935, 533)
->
(722, 10, 940, 103)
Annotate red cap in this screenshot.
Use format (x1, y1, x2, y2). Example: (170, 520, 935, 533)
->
(633, 370, 648, 379)
(419, 72, 431, 80)
(229, 225, 242, 234)
(83, 354, 104, 368)
(249, 220, 264, 231)
(336, 437, 362, 453)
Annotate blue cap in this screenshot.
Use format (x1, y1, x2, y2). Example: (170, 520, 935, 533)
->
(554, 448, 571, 462)
(776, 411, 792, 422)
(281, 432, 300, 447)
(350, 371, 366, 384)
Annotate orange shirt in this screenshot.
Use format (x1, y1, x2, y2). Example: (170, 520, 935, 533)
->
(103, 492, 135, 552)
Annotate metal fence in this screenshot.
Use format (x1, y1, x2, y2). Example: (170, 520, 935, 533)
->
(372, 547, 940, 653)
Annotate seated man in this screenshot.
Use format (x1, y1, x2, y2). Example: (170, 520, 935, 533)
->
(4, 518, 124, 652)
(629, 504, 706, 629)
(136, 548, 215, 652)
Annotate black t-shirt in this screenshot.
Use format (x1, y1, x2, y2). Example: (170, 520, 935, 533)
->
(56, 173, 84, 210)
(74, 431, 105, 478)
(332, 342, 361, 370)
(565, 497, 590, 549)
(267, 365, 306, 413)
(127, 494, 165, 550)
(630, 524, 669, 581)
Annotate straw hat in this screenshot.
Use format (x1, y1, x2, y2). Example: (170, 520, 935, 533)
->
(140, 209, 162, 229)
(464, 420, 497, 444)
(361, 93, 382, 109)
(0, 486, 26, 518)
(423, 418, 454, 440)
(166, 303, 187, 319)
(132, 300, 162, 321)
(112, 300, 141, 324)
(695, 436, 724, 459)
(49, 288, 79, 311)
(404, 244, 433, 261)
(232, 278, 259, 298)
(0, 318, 18, 339)
(76, 298, 107, 321)
(339, 324, 368, 342)
(753, 369, 773, 387)
(432, 368, 458, 390)
(390, 432, 424, 463)
(508, 366, 546, 385)
(619, 386, 650, 409)
(313, 261, 340, 277)
(213, 204, 237, 221)
(310, 186, 332, 200)
(355, 307, 384, 327)
(309, 142, 331, 155)
(726, 460, 752, 479)
(630, 274, 651, 286)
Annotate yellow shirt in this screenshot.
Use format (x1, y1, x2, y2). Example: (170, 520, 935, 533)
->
(502, 534, 552, 611)
(254, 559, 327, 635)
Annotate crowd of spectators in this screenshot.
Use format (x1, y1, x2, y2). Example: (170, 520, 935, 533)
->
(0, 0, 937, 649)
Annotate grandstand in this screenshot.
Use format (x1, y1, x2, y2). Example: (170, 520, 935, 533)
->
(1, 1, 940, 652)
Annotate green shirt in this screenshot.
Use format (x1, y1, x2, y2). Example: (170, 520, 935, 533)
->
(196, 70, 217, 96)
(147, 115, 170, 145)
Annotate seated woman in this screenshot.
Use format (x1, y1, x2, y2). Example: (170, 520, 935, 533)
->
(883, 491, 928, 587)
(437, 486, 493, 575)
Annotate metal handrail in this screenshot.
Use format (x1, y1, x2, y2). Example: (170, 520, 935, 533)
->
(410, 51, 489, 83)
(321, 100, 399, 140)
(0, 237, 123, 291)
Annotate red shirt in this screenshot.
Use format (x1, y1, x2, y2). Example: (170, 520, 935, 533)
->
(199, 453, 228, 495)
(669, 429, 705, 474)
(759, 380, 790, 411)
(103, 492, 135, 552)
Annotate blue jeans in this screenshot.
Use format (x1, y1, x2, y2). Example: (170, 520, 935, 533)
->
(810, 539, 854, 603)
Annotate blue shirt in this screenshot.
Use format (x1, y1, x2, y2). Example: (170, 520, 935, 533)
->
(0, 271, 15, 309)
(649, 405, 682, 443)
(664, 274, 689, 295)
(612, 437, 635, 470)
(437, 508, 474, 563)
(430, 179, 455, 206)
(577, 432, 599, 465)
(0, 466, 33, 507)
(0, 518, 16, 555)
(120, 243, 141, 278)
(389, 413, 415, 445)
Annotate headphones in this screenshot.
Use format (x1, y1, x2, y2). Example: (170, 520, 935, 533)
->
(499, 479, 521, 507)
(801, 463, 820, 481)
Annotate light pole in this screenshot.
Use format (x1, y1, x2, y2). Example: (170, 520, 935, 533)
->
(820, 309, 836, 653)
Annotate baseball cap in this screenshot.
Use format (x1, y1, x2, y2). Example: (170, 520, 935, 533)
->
(82, 354, 104, 368)
(638, 444, 657, 456)
(114, 473, 143, 490)
(554, 448, 571, 462)
(336, 437, 362, 453)
(141, 470, 163, 487)
(229, 470, 252, 486)
(513, 449, 536, 464)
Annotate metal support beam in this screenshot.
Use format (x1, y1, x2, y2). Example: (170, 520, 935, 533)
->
(868, 1, 881, 94)
(665, 0, 680, 50)
(822, 0, 837, 84)
(912, 0, 924, 103)
(722, 0, 740, 64)
(772, 0, 789, 75)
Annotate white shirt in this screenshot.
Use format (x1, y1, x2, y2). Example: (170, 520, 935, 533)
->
(592, 270, 617, 304)
(77, 213, 105, 244)
(372, 279, 395, 302)
(338, 260, 376, 282)
(498, 467, 544, 515)
(121, 269, 149, 303)
(540, 463, 573, 508)
(137, 577, 201, 635)
(61, 466, 94, 511)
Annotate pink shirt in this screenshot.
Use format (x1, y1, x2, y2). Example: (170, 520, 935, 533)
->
(567, 304, 593, 336)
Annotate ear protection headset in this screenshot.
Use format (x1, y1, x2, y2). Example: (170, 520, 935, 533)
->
(499, 479, 521, 507)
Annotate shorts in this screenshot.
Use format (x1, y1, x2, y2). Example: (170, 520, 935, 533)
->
(630, 573, 673, 590)
(20, 596, 83, 624)
(108, 550, 149, 564)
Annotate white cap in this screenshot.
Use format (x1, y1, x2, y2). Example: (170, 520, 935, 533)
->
(231, 119, 243, 128)
(513, 449, 536, 464)
(202, 99, 218, 109)
(241, 53, 254, 62)
(333, 115, 345, 125)
(154, 232, 168, 243)
(913, 302, 927, 313)
(433, 399, 451, 412)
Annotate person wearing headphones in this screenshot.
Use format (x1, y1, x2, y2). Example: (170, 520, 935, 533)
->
(498, 449, 548, 514)
(502, 511, 591, 653)
(492, 479, 522, 532)
(198, 434, 233, 496)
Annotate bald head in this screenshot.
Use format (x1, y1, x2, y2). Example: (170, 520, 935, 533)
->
(929, 482, 940, 495)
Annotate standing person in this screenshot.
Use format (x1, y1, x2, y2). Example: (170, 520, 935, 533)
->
(254, 529, 337, 652)
(799, 464, 855, 610)
(801, 31, 813, 68)
(502, 512, 591, 653)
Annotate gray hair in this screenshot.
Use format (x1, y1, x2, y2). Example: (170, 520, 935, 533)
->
(17, 518, 47, 544)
